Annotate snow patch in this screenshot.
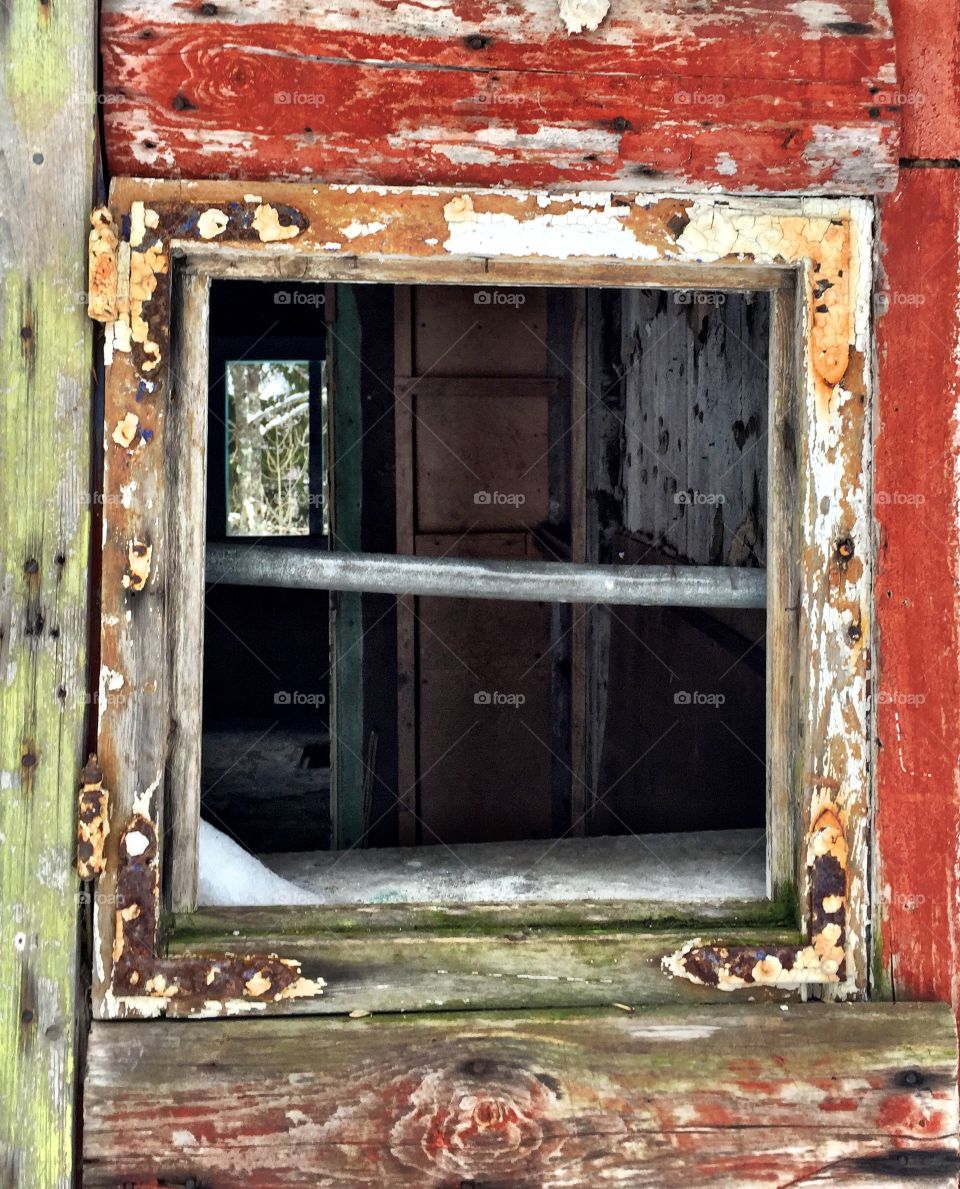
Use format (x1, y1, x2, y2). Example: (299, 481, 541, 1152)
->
(198, 819, 316, 907)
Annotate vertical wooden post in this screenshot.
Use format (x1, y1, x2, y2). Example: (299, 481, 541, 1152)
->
(0, 0, 95, 1180)
(329, 285, 366, 849)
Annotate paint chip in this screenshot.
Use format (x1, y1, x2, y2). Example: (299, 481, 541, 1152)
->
(112, 412, 139, 448)
(197, 208, 229, 239)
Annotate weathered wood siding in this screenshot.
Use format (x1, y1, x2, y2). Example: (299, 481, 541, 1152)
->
(82, 1003, 958, 1187)
(875, 168, 960, 1002)
(873, 0, 960, 1014)
(0, 0, 96, 1181)
(98, 0, 899, 193)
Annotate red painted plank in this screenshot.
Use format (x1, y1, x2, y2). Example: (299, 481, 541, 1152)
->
(99, 0, 899, 192)
(876, 167, 960, 1003)
(888, 0, 960, 158)
(82, 1006, 959, 1188)
(103, 0, 895, 83)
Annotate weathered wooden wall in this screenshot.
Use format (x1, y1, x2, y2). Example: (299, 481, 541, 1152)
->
(874, 0, 960, 1009)
(0, 0, 96, 1182)
(97, 0, 900, 194)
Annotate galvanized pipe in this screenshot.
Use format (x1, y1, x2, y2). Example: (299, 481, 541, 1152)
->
(206, 544, 766, 609)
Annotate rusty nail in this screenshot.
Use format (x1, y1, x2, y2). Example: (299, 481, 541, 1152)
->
(835, 536, 855, 562)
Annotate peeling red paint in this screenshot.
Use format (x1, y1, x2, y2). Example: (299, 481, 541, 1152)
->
(876, 169, 960, 1007)
(98, 0, 899, 193)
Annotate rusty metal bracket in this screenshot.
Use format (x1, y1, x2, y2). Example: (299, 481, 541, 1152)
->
(109, 813, 321, 1013)
(77, 755, 110, 880)
(663, 798, 848, 991)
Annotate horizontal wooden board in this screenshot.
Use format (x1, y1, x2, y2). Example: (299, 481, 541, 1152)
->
(100, 0, 899, 192)
(82, 1003, 958, 1187)
(165, 924, 802, 1014)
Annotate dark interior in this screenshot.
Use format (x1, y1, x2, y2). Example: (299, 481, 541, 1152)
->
(201, 281, 768, 856)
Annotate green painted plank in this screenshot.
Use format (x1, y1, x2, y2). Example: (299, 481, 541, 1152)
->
(0, 1, 95, 1183)
(330, 286, 366, 849)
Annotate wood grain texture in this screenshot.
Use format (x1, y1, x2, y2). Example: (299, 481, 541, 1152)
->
(82, 1003, 958, 1187)
(166, 271, 210, 913)
(98, 0, 899, 193)
(874, 169, 960, 1003)
(0, 0, 96, 1180)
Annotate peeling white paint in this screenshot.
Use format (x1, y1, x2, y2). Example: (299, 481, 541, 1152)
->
(197, 208, 229, 239)
(341, 219, 388, 239)
(788, 1, 851, 34)
(442, 193, 659, 261)
(132, 774, 161, 818)
(558, 0, 611, 35)
(124, 830, 149, 857)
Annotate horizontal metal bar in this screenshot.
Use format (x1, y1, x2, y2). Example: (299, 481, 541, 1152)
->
(206, 544, 766, 609)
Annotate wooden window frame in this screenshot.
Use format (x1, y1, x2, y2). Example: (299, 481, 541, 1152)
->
(86, 180, 873, 1018)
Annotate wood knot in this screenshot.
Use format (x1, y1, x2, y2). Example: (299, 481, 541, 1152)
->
(463, 1058, 496, 1077)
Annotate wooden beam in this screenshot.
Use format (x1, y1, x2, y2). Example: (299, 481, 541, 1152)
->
(82, 1004, 958, 1186)
(98, 0, 899, 194)
(0, 0, 96, 1179)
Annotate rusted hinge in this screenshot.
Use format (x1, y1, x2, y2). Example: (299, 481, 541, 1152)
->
(77, 754, 110, 879)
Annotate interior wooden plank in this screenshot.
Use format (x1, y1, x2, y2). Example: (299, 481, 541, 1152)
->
(167, 270, 210, 913)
